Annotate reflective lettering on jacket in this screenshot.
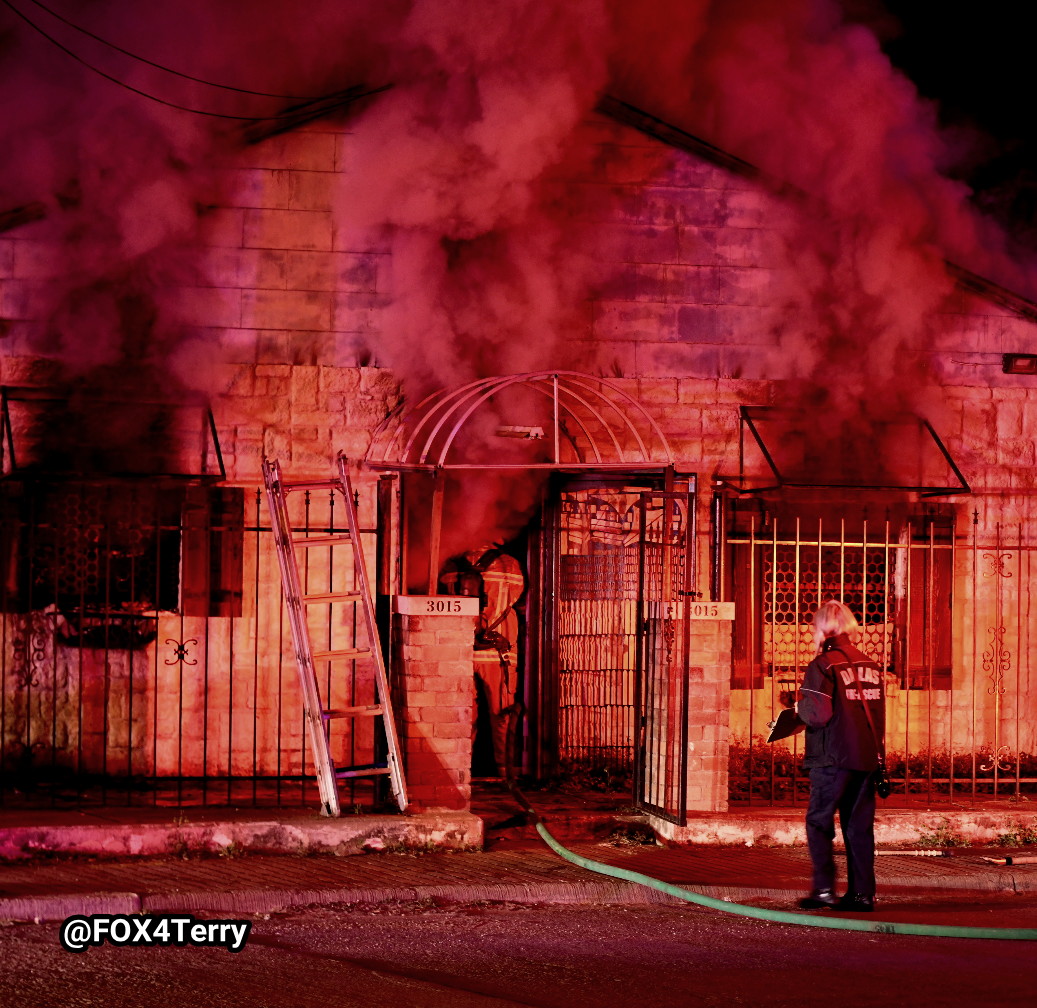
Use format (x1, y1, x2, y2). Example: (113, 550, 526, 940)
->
(797, 634, 885, 771)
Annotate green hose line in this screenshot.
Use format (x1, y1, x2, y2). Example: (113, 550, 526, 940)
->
(533, 822, 1037, 941)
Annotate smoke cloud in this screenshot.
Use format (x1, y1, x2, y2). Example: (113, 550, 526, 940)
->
(1, 0, 1026, 497)
(611, 2, 1017, 393)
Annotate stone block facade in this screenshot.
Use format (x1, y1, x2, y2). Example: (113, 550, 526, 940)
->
(3, 102, 1037, 817)
(684, 621, 732, 812)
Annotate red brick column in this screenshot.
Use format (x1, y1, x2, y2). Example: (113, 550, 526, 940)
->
(393, 607, 477, 812)
(685, 620, 731, 812)
(644, 616, 732, 843)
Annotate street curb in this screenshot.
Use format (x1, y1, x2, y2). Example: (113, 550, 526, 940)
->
(5, 871, 1032, 922)
(0, 813, 484, 861)
(145, 880, 690, 914)
(140, 887, 423, 915)
(0, 881, 686, 922)
(0, 893, 140, 922)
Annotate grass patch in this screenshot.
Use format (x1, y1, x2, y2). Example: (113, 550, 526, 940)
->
(916, 818, 970, 849)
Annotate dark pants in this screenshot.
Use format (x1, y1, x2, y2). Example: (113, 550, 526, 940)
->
(472, 662, 515, 775)
(805, 767, 876, 897)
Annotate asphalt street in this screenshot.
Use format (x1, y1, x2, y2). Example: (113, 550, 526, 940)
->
(2, 899, 1035, 1008)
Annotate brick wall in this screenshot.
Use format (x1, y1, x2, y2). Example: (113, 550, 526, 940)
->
(685, 622, 731, 812)
(393, 611, 477, 811)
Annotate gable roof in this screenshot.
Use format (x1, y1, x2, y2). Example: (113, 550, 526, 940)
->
(597, 94, 1037, 325)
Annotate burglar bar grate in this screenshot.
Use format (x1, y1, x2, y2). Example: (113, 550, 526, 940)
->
(727, 511, 1035, 804)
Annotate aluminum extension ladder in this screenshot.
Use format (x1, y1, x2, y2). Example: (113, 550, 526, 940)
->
(262, 455, 407, 816)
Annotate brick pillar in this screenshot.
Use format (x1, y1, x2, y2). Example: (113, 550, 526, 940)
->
(393, 609, 476, 812)
(685, 620, 731, 812)
(646, 616, 732, 843)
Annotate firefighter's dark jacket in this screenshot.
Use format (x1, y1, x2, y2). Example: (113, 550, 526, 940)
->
(797, 634, 885, 771)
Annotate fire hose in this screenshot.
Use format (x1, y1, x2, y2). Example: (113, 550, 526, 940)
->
(506, 783, 1037, 941)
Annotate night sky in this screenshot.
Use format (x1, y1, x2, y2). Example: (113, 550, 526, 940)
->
(848, 1, 1037, 252)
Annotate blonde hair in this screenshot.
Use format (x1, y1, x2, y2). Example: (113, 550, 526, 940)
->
(812, 599, 859, 652)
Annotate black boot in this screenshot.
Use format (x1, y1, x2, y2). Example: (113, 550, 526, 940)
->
(837, 893, 875, 912)
(798, 890, 838, 909)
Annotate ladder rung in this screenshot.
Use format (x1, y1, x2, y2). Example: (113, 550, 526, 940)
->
(323, 705, 384, 719)
(302, 591, 362, 604)
(312, 647, 371, 661)
(291, 534, 351, 547)
(281, 479, 341, 492)
(335, 764, 391, 780)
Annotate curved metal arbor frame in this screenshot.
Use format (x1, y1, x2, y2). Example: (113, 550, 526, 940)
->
(365, 371, 675, 471)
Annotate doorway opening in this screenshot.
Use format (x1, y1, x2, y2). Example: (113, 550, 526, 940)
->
(529, 474, 696, 823)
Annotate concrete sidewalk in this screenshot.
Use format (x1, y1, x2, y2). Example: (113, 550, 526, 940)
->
(3, 791, 1036, 859)
(1, 833, 1035, 925)
(1, 792, 1036, 926)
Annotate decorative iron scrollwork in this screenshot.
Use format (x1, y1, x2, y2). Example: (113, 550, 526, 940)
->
(165, 638, 198, 666)
(980, 745, 1014, 773)
(10, 613, 50, 689)
(981, 549, 1012, 695)
(663, 604, 676, 664)
(982, 625, 1010, 696)
(982, 552, 1013, 578)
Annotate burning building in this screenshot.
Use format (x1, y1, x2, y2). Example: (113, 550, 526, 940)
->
(1, 2, 1035, 830)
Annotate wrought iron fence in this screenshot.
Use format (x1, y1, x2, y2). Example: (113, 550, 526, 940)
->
(550, 487, 644, 782)
(728, 510, 1037, 803)
(0, 481, 383, 810)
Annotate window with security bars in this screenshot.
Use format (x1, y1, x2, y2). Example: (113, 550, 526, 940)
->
(730, 517, 952, 690)
(0, 481, 243, 647)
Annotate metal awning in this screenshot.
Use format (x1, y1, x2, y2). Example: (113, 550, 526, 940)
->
(730, 405, 970, 497)
(365, 371, 678, 594)
(364, 371, 675, 472)
(1, 386, 225, 482)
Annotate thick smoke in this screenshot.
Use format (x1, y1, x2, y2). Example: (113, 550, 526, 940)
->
(332, 1, 611, 394)
(0, 1, 397, 385)
(606, 0, 1027, 487)
(1, 1, 1026, 503)
(614, 4, 972, 380)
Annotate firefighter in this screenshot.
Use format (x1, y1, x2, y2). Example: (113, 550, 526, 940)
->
(439, 544, 525, 777)
(786, 599, 886, 912)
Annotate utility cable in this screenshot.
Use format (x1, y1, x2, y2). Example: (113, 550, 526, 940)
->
(2, 0, 385, 121)
(506, 782, 1037, 941)
(20, 0, 329, 100)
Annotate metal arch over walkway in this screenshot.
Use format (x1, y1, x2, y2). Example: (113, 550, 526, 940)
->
(365, 371, 675, 472)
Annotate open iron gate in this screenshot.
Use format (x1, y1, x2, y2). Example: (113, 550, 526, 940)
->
(634, 490, 695, 825)
(545, 480, 695, 826)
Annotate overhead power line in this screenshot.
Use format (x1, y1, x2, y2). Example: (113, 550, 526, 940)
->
(21, 0, 330, 100)
(2, 0, 385, 122)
